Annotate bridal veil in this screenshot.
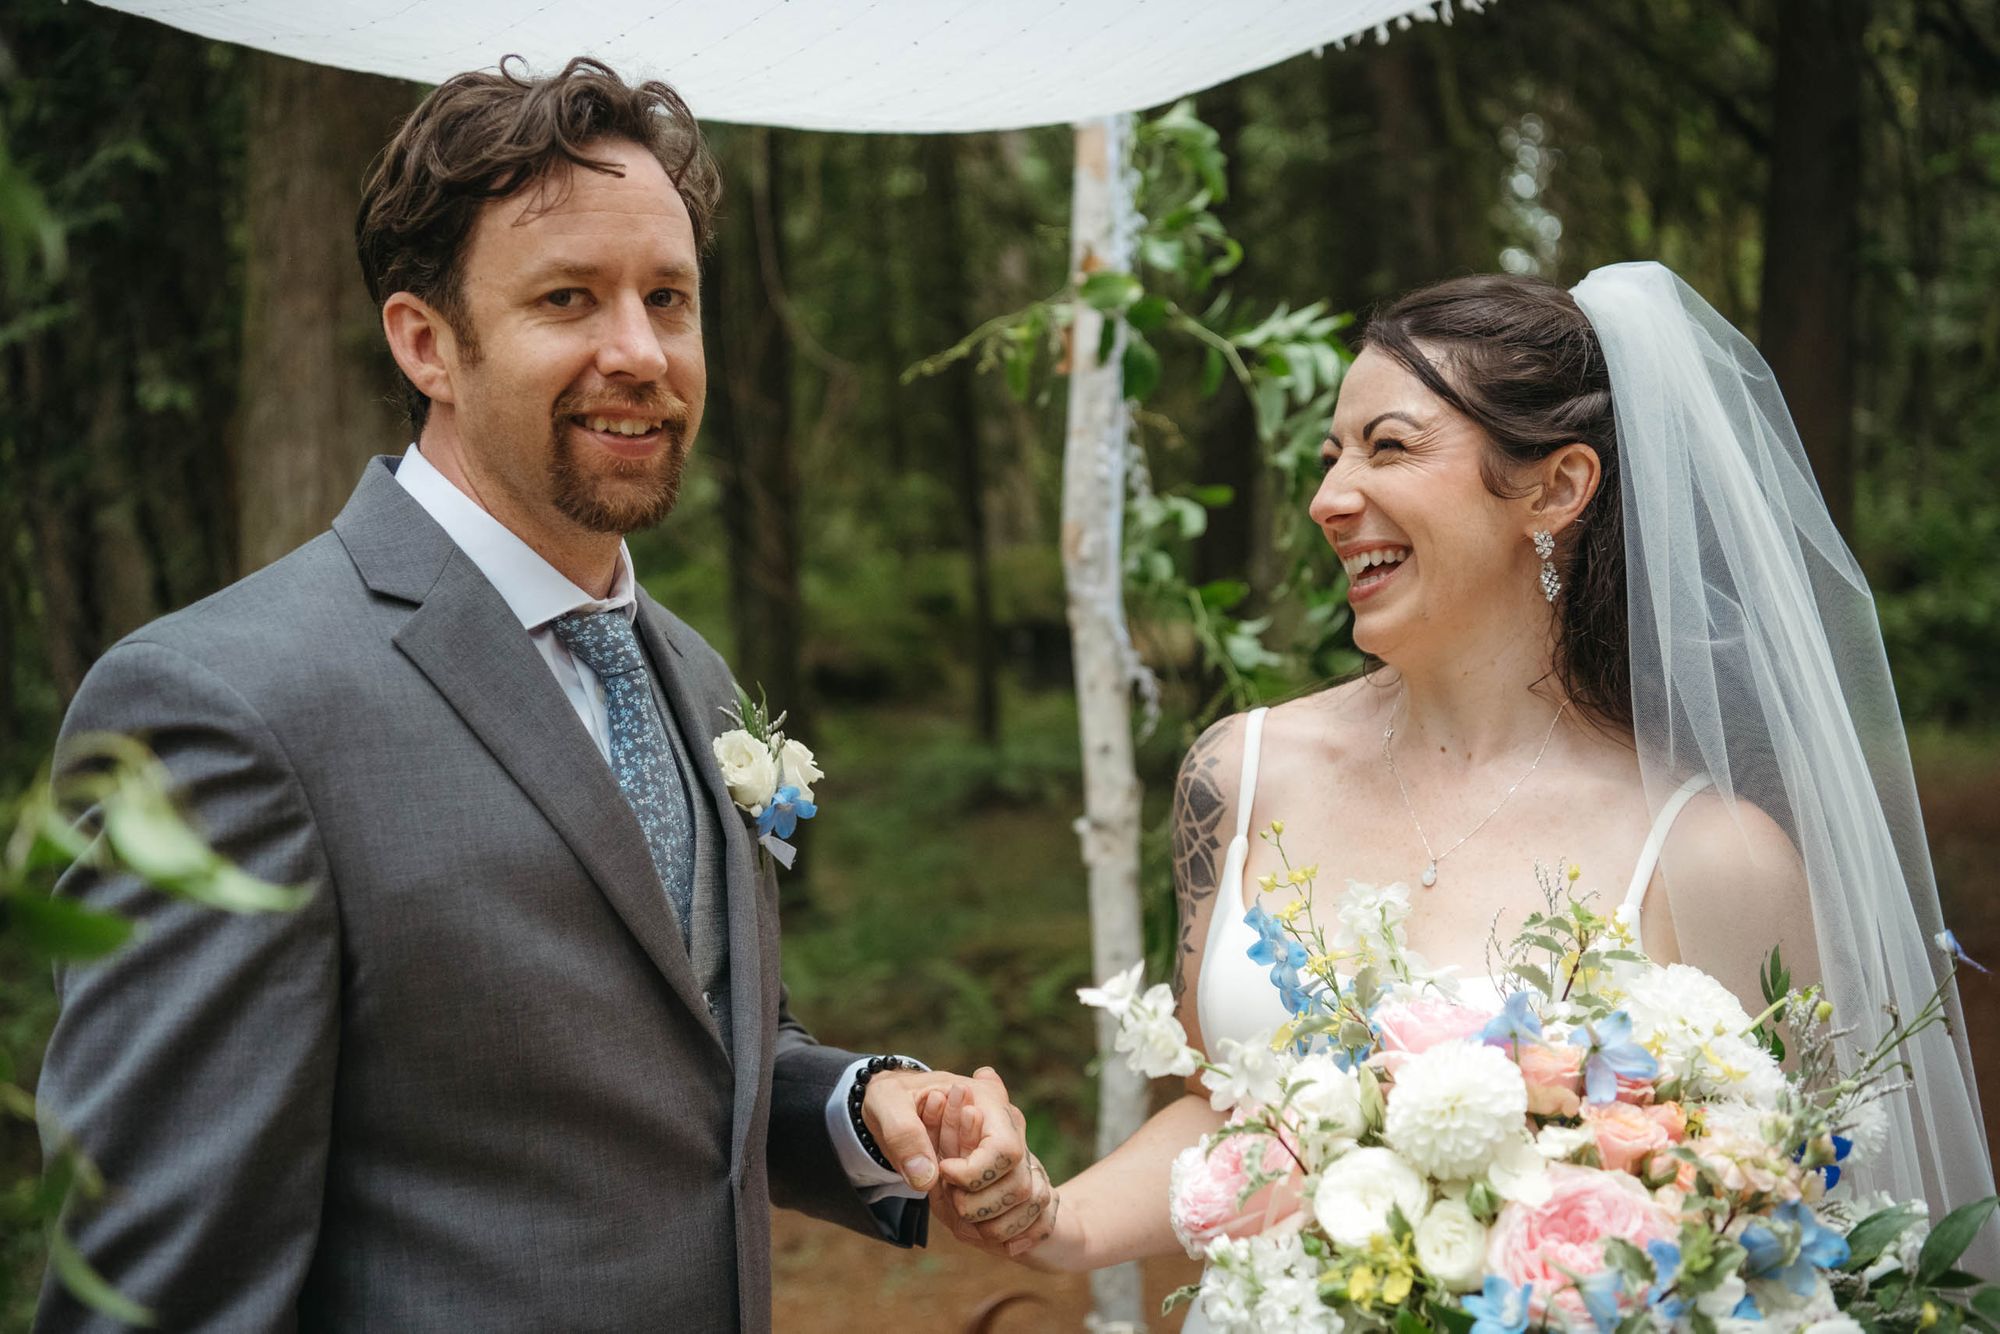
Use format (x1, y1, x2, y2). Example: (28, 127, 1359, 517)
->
(1570, 262, 1995, 1260)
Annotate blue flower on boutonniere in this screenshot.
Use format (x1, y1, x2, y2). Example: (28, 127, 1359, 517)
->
(714, 686, 823, 870)
(1569, 1010, 1659, 1103)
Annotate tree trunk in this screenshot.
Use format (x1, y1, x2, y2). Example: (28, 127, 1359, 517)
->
(920, 136, 1002, 746)
(1759, 0, 1866, 536)
(236, 53, 413, 573)
(1064, 116, 1149, 1333)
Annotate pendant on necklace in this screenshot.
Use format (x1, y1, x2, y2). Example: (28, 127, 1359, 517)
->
(1421, 861, 1438, 888)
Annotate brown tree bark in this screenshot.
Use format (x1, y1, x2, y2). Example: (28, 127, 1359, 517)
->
(707, 126, 809, 752)
(235, 53, 414, 573)
(919, 135, 1002, 746)
(1759, 0, 1866, 537)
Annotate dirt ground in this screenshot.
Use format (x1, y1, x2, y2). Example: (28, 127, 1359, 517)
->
(770, 1208, 1203, 1333)
(769, 744, 2000, 1333)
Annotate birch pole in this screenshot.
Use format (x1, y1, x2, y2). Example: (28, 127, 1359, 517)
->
(1060, 114, 1148, 1333)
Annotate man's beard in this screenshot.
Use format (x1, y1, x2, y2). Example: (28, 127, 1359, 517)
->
(547, 385, 694, 535)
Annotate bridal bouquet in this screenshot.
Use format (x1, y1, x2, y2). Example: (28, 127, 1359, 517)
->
(1081, 824, 1997, 1333)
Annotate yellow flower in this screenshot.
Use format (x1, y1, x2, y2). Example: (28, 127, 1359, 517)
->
(1381, 1268, 1414, 1306)
(1278, 898, 1310, 924)
(1920, 1302, 1940, 1329)
(1272, 1019, 1300, 1051)
(1567, 862, 1582, 882)
(1815, 999, 1834, 1024)
(1308, 953, 1340, 984)
(1347, 1265, 1377, 1305)
(1257, 872, 1280, 894)
(1270, 820, 1285, 836)
(1288, 867, 1311, 886)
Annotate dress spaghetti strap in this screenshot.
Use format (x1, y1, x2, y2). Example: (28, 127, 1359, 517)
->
(1233, 708, 1271, 845)
(1621, 772, 1715, 916)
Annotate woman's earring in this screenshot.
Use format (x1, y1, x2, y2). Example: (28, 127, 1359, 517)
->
(1533, 530, 1561, 603)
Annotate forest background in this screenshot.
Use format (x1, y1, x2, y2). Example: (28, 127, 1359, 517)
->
(2, 0, 1998, 1327)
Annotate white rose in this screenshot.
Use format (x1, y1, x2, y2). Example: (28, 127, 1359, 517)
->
(1486, 1133, 1553, 1206)
(1311, 1146, 1428, 1249)
(1413, 1198, 1488, 1292)
(713, 729, 779, 811)
(776, 737, 822, 801)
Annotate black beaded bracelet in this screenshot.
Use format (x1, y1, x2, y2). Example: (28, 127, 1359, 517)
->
(849, 1055, 924, 1173)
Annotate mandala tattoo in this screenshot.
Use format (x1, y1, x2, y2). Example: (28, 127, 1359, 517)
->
(1170, 720, 1233, 1001)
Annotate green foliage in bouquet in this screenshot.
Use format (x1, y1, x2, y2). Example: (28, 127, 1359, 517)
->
(2, 734, 307, 1325)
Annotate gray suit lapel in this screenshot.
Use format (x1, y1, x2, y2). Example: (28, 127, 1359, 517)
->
(335, 459, 726, 1056)
(633, 603, 770, 1151)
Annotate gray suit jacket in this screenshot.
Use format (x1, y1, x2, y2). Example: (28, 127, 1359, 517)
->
(35, 458, 920, 1333)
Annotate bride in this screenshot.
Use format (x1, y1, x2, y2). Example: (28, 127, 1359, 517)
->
(943, 262, 1996, 1311)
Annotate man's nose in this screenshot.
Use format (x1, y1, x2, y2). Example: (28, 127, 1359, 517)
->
(595, 294, 670, 381)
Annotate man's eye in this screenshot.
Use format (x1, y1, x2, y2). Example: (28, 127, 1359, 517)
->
(545, 289, 583, 308)
(647, 289, 684, 309)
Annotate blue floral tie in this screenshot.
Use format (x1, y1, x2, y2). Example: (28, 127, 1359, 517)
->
(551, 610, 696, 948)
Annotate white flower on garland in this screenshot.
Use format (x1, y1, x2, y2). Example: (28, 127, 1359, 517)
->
(1413, 1197, 1488, 1292)
(1311, 1146, 1429, 1249)
(1384, 1039, 1529, 1180)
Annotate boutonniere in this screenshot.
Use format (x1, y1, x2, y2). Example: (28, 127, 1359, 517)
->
(712, 686, 821, 870)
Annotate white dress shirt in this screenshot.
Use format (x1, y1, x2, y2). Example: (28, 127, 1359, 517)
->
(393, 445, 915, 1202)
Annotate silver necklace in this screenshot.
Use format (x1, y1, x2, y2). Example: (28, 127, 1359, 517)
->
(1381, 689, 1570, 888)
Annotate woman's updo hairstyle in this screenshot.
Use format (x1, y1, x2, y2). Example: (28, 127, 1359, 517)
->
(1360, 274, 1629, 729)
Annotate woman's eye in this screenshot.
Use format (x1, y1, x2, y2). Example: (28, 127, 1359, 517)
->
(1370, 438, 1405, 455)
(1319, 451, 1340, 474)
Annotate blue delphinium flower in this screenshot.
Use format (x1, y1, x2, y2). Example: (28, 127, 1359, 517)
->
(1245, 903, 1313, 1014)
(1740, 1200, 1851, 1296)
(1569, 1010, 1659, 1103)
(1937, 928, 1990, 973)
(1793, 1133, 1854, 1189)
(1646, 1239, 1689, 1320)
(755, 784, 817, 840)
(1480, 989, 1544, 1052)
(1577, 1269, 1625, 1333)
(1462, 1276, 1534, 1334)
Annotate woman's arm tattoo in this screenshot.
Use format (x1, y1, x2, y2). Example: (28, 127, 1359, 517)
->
(1170, 723, 1231, 1000)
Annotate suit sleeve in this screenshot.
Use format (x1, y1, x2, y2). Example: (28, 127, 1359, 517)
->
(34, 639, 341, 1333)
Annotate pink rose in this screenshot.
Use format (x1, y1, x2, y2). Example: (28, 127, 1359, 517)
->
(1487, 1164, 1679, 1323)
(1583, 1100, 1672, 1174)
(1169, 1126, 1305, 1250)
(1373, 998, 1496, 1075)
(1515, 1042, 1585, 1118)
(1614, 1074, 1658, 1105)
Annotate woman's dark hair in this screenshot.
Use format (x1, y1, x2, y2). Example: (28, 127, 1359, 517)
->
(1360, 274, 1630, 729)
(355, 55, 720, 431)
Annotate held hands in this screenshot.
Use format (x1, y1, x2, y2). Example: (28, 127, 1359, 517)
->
(858, 1065, 1058, 1258)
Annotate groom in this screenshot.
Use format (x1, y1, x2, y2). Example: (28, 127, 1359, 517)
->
(35, 57, 1049, 1331)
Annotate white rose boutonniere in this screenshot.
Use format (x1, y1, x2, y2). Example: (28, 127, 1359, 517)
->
(714, 686, 820, 869)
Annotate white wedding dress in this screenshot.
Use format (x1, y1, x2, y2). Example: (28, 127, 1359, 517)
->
(1181, 706, 1709, 1333)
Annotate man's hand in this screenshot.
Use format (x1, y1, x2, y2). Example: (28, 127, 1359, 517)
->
(858, 1065, 1053, 1251)
(918, 1070, 1057, 1258)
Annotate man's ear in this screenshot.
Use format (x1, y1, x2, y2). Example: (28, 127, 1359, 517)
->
(381, 292, 459, 408)
(1530, 442, 1602, 534)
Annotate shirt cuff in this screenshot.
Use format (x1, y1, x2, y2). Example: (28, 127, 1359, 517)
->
(826, 1056, 929, 1204)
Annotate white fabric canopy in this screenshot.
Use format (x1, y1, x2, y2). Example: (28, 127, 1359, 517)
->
(87, 0, 1480, 132)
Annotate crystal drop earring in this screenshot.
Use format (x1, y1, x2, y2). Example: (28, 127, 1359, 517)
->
(1534, 530, 1561, 603)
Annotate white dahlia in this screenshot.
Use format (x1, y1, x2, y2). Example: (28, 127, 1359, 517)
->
(1383, 1040, 1529, 1180)
(1311, 1146, 1429, 1249)
(1621, 963, 1757, 1083)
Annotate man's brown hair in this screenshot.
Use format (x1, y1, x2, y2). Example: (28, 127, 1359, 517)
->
(355, 55, 719, 431)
